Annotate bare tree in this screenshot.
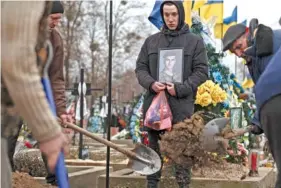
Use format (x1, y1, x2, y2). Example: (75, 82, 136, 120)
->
(103, 0, 147, 80)
(60, 0, 154, 107)
(85, 1, 104, 105)
(82, 0, 152, 106)
(60, 1, 85, 87)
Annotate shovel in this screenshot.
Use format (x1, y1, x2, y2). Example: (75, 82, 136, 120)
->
(42, 41, 69, 188)
(200, 117, 251, 152)
(61, 121, 161, 175)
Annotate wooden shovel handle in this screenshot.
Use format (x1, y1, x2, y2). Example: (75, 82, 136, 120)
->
(61, 120, 138, 160)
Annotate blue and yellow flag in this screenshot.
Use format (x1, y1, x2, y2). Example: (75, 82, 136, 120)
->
(183, 0, 193, 25)
(214, 6, 237, 39)
(200, 0, 224, 23)
(148, 0, 164, 30)
(192, 0, 207, 11)
(148, 0, 193, 30)
(241, 19, 247, 26)
(242, 71, 254, 89)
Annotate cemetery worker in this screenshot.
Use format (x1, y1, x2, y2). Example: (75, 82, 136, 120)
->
(135, 1, 208, 187)
(6, 1, 72, 186)
(48, 0, 69, 122)
(222, 23, 281, 134)
(1, 1, 69, 188)
(253, 20, 281, 188)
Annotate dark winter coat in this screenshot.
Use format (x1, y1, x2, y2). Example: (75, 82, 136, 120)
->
(135, 1, 208, 124)
(247, 26, 281, 126)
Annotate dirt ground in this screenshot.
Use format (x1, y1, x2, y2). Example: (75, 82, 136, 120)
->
(161, 162, 248, 180)
(12, 172, 57, 188)
(159, 112, 248, 180)
(160, 112, 215, 167)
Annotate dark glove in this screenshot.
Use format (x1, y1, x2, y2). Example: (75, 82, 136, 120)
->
(250, 124, 264, 135)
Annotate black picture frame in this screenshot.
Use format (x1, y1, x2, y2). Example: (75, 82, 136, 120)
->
(157, 47, 184, 83)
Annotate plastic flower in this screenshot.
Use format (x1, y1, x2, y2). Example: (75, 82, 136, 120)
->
(195, 92, 212, 107)
(224, 110, 230, 117)
(210, 85, 221, 103)
(223, 101, 229, 108)
(197, 85, 206, 95)
(210, 84, 227, 104)
(196, 80, 227, 107)
(212, 71, 223, 84)
(204, 80, 215, 91)
(163, 156, 169, 163)
(222, 84, 229, 90)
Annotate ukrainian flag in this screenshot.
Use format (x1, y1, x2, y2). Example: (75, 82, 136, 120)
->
(241, 60, 254, 89)
(148, 0, 164, 30)
(199, 0, 224, 23)
(148, 0, 193, 30)
(242, 74, 255, 89)
(183, 0, 193, 25)
(192, 0, 207, 11)
(214, 6, 237, 39)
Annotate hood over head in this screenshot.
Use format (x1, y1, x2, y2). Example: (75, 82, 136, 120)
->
(160, 0, 186, 31)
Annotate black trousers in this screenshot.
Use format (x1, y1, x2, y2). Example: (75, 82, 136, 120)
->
(260, 94, 281, 188)
(7, 120, 58, 185)
(146, 129, 191, 188)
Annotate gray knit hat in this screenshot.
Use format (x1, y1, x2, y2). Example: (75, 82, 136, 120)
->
(51, 1, 64, 14)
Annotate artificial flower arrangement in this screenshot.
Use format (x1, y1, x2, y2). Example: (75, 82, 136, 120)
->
(129, 95, 144, 143)
(195, 80, 228, 107)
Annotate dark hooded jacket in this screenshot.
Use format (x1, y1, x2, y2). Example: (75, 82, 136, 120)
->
(244, 25, 281, 127)
(135, 1, 208, 124)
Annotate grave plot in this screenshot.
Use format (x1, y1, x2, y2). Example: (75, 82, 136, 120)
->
(98, 167, 275, 188)
(66, 159, 128, 172)
(13, 149, 111, 188)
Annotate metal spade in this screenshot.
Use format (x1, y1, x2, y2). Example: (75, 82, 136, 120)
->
(200, 117, 250, 152)
(63, 121, 161, 175)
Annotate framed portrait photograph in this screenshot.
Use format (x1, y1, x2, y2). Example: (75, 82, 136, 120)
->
(157, 48, 184, 83)
(230, 107, 243, 129)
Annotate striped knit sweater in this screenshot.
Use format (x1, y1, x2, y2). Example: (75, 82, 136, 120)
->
(1, 1, 61, 142)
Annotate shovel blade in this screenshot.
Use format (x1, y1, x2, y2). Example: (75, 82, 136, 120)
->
(200, 117, 229, 152)
(127, 143, 161, 175)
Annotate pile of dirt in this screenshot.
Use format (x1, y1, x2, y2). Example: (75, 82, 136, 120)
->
(130, 162, 248, 180)
(160, 112, 212, 167)
(220, 123, 240, 139)
(191, 162, 248, 180)
(159, 112, 248, 180)
(160, 162, 248, 180)
(12, 172, 56, 188)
